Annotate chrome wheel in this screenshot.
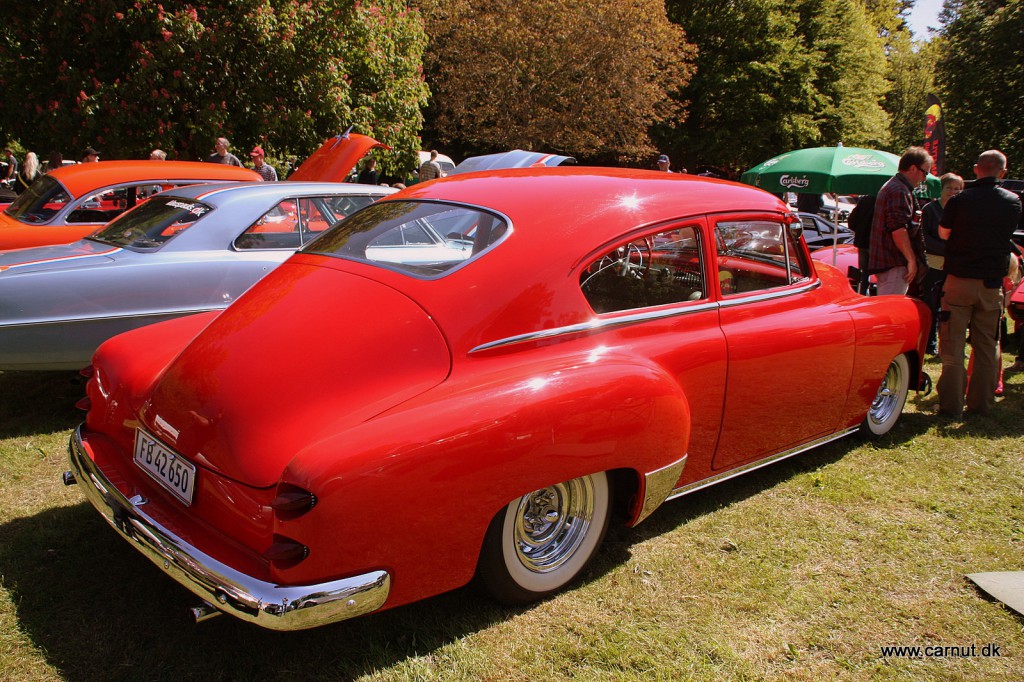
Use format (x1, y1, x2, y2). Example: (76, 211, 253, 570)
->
(512, 478, 597, 574)
(861, 354, 910, 437)
(478, 472, 610, 604)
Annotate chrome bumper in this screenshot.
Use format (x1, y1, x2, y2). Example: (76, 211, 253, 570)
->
(67, 426, 391, 630)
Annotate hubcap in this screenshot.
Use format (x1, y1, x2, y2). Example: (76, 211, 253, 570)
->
(513, 477, 596, 574)
(869, 359, 904, 425)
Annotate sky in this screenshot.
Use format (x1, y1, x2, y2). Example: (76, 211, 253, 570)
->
(907, 0, 944, 39)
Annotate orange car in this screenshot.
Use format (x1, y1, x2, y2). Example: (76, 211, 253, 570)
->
(0, 132, 389, 251)
(0, 162, 259, 251)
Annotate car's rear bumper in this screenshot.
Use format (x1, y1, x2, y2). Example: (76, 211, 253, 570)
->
(67, 425, 391, 630)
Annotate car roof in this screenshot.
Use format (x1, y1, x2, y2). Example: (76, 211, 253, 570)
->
(449, 150, 577, 175)
(394, 167, 789, 248)
(165, 180, 396, 203)
(47, 161, 260, 197)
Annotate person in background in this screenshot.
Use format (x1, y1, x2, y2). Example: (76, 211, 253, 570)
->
(15, 152, 40, 193)
(45, 151, 63, 173)
(418, 150, 443, 182)
(249, 146, 278, 181)
(937, 150, 1022, 417)
(920, 173, 964, 353)
(3, 148, 18, 185)
(796, 193, 824, 216)
(846, 194, 876, 295)
(867, 147, 933, 295)
(357, 157, 379, 185)
(207, 137, 243, 166)
(656, 153, 686, 174)
(149, 149, 167, 160)
(80, 146, 100, 163)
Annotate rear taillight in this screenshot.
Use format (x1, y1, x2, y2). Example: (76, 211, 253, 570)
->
(271, 483, 318, 521)
(262, 534, 309, 569)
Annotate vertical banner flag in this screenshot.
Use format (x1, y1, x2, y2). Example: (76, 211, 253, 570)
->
(923, 94, 945, 175)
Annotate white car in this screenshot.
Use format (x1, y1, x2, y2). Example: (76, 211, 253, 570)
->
(417, 151, 456, 177)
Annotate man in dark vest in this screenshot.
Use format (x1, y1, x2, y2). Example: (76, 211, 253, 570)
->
(937, 149, 1022, 417)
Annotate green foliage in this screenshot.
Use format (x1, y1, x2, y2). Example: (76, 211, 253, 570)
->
(935, 0, 1024, 174)
(796, 0, 891, 149)
(885, 36, 941, 158)
(663, 0, 892, 173)
(0, 1, 427, 175)
(662, 0, 819, 171)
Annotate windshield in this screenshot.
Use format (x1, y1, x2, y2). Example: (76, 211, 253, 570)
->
(4, 175, 72, 224)
(304, 201, 508, 277)
(88, 197, 212, 251)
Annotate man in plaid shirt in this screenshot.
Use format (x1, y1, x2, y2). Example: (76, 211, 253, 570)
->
(867, 147, 934, 295)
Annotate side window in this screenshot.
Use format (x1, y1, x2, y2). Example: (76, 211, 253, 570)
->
(800, 215, 821, 238)
(297, 197, 334, 241)
(580, 225, 705, 314)
(68, 187, 134, 223)
(234, 199, 302, 250)
(321, 195, 376, 221)
(716, 219, 811, 295)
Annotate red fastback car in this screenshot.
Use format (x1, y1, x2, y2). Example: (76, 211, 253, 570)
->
(67, 168, 930, 629)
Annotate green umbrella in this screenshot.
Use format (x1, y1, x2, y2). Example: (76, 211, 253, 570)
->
(741, 146, 940, 198)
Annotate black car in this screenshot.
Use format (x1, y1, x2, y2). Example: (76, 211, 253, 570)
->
(798, 212, 855, 250)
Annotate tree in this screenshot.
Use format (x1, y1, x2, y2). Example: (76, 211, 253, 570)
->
(662, 0, 819, 173)
(935, 0, 1023, 173)
(884, 34, 940, 155)
(797, 0, 891, 148)
(0, 1, 428, 174)
(419, 0, 695, 163)
(662, 0, 892, 174)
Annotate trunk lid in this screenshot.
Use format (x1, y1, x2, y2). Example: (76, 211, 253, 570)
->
(141, 260, 449, 487)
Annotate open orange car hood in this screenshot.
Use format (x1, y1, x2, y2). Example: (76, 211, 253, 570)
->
(289, 132, 391, 183)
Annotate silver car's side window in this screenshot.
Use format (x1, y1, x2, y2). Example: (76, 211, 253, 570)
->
(580, 225, 705, 314)
(235, 198, 303, 250)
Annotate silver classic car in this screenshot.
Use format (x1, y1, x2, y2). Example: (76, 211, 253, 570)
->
(0, 181, 393, 370)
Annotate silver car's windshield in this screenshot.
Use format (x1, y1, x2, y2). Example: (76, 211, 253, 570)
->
(304, 201, 507, 278)
(4, 175, 71, 224)
(88, 197, 212, 251)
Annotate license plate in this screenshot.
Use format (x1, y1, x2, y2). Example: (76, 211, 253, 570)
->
(133, 429, 196, 506)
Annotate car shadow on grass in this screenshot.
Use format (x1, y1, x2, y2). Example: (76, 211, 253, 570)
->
(0, 503, 558, 681)
(0, 370, 84, 439)
(0, 412, 944, 680)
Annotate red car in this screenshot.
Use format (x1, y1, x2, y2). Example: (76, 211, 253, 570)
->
(66, 169, 930, 630)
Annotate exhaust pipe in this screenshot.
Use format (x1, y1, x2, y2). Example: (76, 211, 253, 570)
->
(190, 602, 224, 623)
(62, 471, 77, 486)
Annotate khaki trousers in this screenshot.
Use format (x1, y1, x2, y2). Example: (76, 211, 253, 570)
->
(937, 274, 1003, 415)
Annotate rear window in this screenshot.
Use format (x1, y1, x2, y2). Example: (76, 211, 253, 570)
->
(304, 201, 508, 277)
(88, 197, 212, 251)
(4, 175, 71, 224)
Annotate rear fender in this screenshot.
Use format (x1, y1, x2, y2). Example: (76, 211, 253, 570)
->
(86, 311, 219, 435)
(842, 295, 930, 426)
(273, 353, 691, 610)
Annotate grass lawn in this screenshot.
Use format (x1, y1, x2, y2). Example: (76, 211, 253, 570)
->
(1, 356, 1022, 681)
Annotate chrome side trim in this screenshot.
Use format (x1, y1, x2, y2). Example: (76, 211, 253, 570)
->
(632, 454, 688, 526)
(470, 302, 720, 354)
(664, 427, 858, 502)
(717, 279, 821, 308)
(0, 307, 223, 329)
(68, 427, 390, 631)
(470, 279, 821, 354)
